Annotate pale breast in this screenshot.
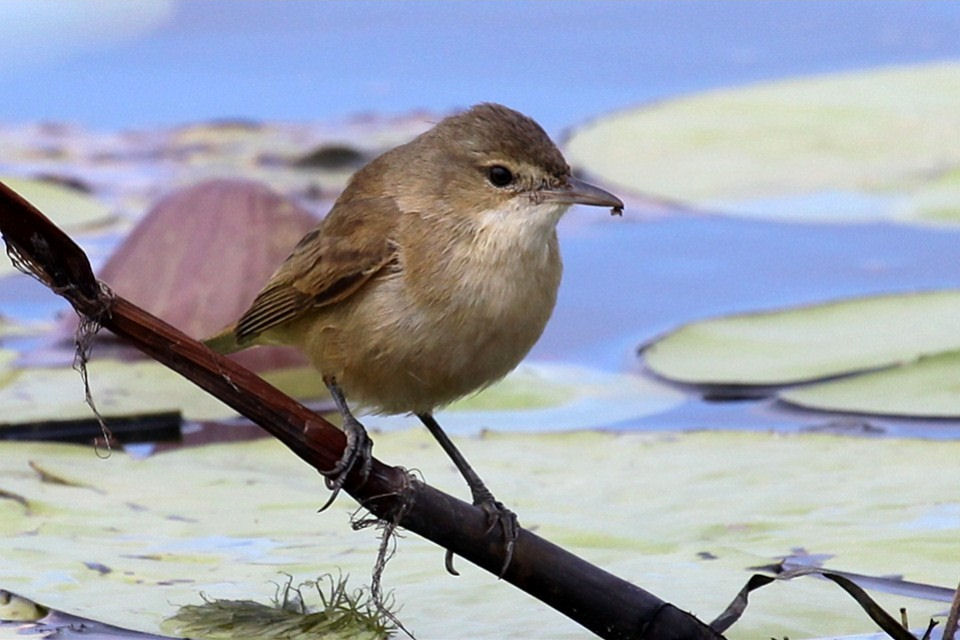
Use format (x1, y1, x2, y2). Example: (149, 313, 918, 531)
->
(295, 210, 564, 415)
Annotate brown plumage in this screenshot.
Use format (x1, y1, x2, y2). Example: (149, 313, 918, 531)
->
(205, 103, 623, 570)
(208, 103, 621, 413)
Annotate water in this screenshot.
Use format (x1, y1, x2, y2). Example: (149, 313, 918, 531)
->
(1, 1, 959, 135)
(541, 213, 960, 438)
(2, 0, 960, 436)
(544, 214, 960, 369)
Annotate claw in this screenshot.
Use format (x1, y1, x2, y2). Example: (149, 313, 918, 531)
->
(317, 417, 371, 511)
(318, 379, 373, 511)
(444, 549, 460, 576)
(479, 499, 519, 577)
(416, 413, 520, 578)
(444, 499, 519, 577)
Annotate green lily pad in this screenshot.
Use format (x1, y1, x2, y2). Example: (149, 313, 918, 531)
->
(0, 359, 237, 423)
(0, 177, 117, 279)
(0, 177, 115, 231)
(0, 431, 957, 638)
(0, 591, 46, 622)
(0, 360, 681, 429)
(373, 363, 686, 432)
(0, 350, 17, 386)
(260, 365, 330, 401)
(780, 349, 960, 418)
(643, 290, 960, 387)
(564, 62, 960, 225)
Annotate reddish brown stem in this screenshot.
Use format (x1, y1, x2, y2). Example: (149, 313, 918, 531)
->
(0, 179, 721, 640)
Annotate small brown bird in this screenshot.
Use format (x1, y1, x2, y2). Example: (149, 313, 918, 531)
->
(206, 103, 623, 569)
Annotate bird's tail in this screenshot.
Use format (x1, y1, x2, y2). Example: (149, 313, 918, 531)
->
(203, 324, 242, 354)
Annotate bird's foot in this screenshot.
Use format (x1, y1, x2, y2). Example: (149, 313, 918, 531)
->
(415, 413, 519, 578)
(480, 496, 519, 577)
(318, 414, 373, 512)
(445, 489, 519, 578)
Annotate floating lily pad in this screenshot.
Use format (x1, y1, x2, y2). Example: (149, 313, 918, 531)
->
(260, 365, 329, 401)
(564, 62, 960, 224)
(0, 176, 115, 231)
(0, 350, 18, 389)
(291, 143, 368, 170)
(780, 350, 960, 418)
(0, 590, 46, 622)
(643, 290, 960, 388)
(0, 360, 681, 429)
(373, 363, 685, 433)
(0, 177, 117, 279)
(0, 431, 957, 638)
(0, 360, 237, 423)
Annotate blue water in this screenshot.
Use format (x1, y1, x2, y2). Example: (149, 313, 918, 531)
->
(1, 1, 959, 135)
(542, 214, 960, 369)
(541, 214, 960, 439)
(3, 0, 960, 437)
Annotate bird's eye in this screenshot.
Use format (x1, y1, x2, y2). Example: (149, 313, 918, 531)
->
(486, 165, 514, 188)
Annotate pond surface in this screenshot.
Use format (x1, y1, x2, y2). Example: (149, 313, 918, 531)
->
(7, 207, 958, 438)
(2, 0, 960, 439)
(3, 1, 960, 136)
(546, 212, 960, 438)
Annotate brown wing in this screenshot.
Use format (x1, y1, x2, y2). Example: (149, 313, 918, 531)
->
(234, 196, 400, 343)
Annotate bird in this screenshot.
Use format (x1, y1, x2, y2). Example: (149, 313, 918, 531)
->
(205, 103, 623, 572)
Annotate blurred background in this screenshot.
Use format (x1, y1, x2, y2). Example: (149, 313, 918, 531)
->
(3, 3, 960, 639)
(2, 0, 959, 133)
(1, 0, 960, 433)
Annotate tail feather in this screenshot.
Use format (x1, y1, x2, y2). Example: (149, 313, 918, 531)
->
(203, 324, 242, 355)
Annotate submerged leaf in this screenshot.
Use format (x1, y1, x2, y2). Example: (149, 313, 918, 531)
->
(162, 575, 393, 640)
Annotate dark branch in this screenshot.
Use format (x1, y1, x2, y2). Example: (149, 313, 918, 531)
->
(0, 179, 722, 640)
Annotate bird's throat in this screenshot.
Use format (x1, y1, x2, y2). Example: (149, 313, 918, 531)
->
(471, 200, 568, 265)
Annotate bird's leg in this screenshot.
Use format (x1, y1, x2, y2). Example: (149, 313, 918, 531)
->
(318, 377, 373, 511)
(417, 413, 518, 577)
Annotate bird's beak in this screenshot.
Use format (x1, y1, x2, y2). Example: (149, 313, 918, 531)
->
(541, 176, 624, 214)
